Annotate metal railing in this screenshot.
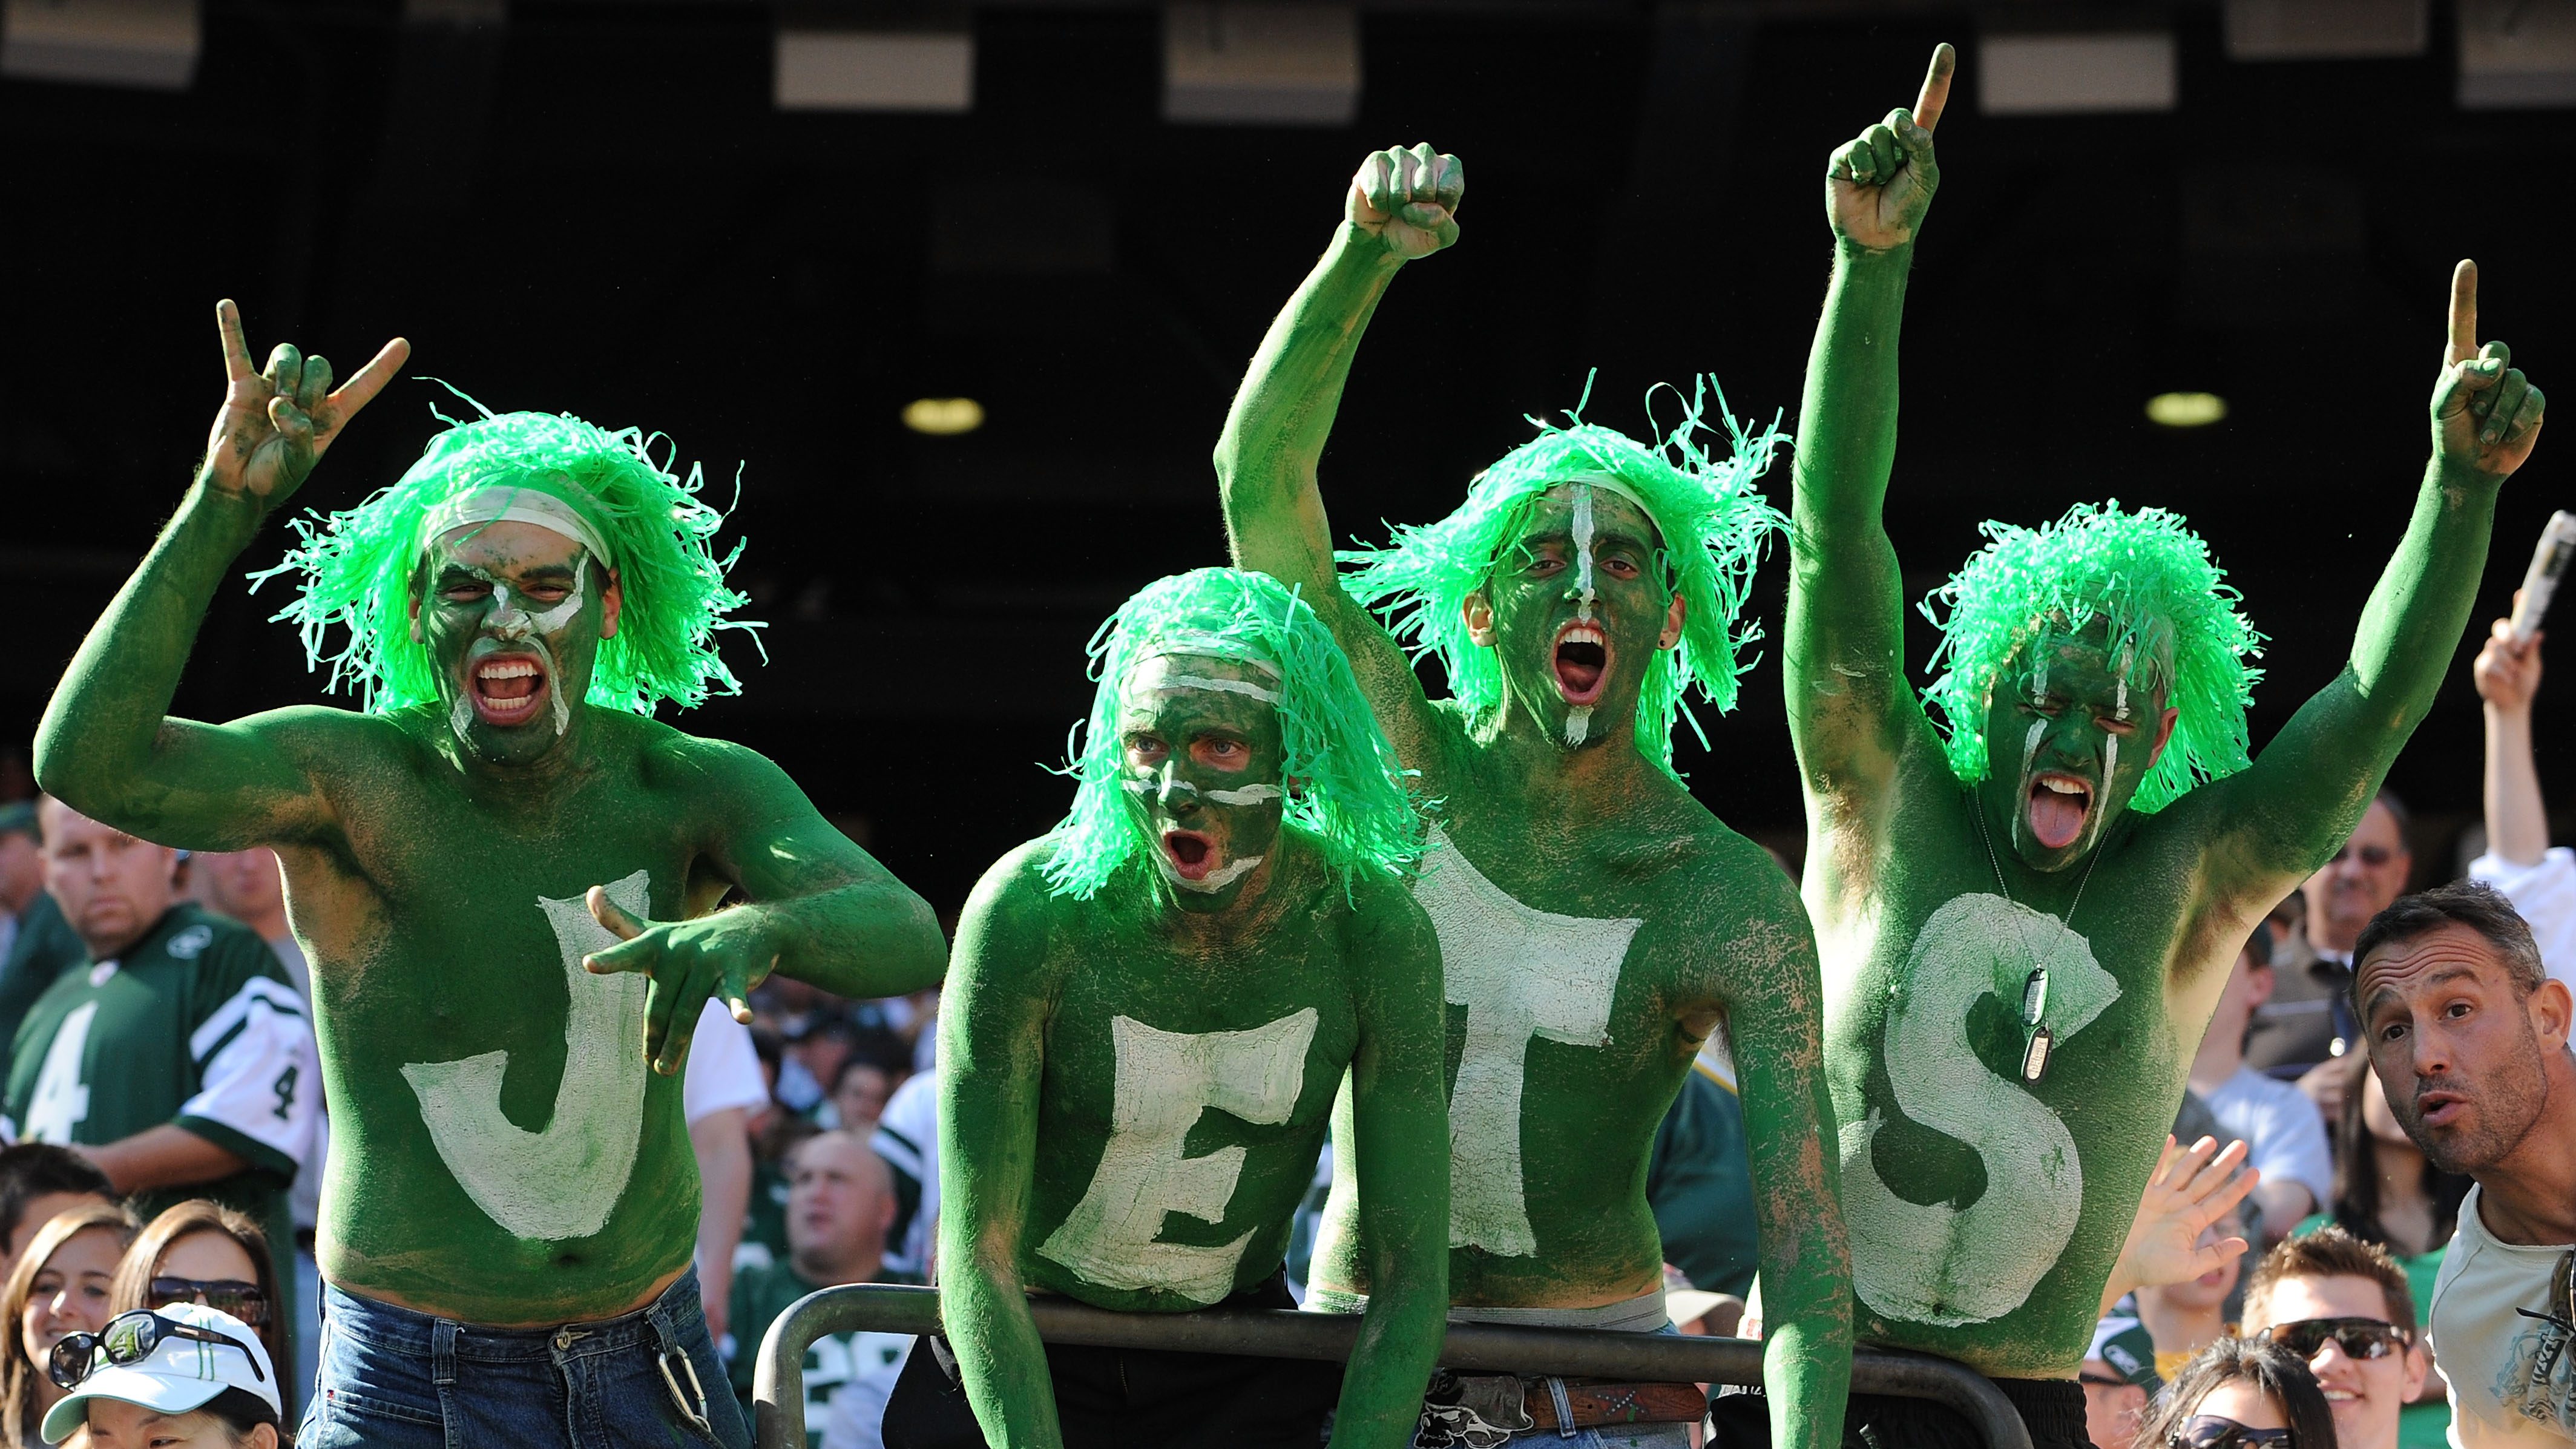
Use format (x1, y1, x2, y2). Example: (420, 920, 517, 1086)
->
(752, 1284, 2033, 1449)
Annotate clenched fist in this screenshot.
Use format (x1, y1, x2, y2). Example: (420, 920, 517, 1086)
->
(1348, 142, 1462, 261)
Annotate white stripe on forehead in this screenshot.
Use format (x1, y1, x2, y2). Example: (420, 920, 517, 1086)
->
(420, 487, 614, 567)
(1140, 636, 1283, 678)
(1550, 472, 1652, 520)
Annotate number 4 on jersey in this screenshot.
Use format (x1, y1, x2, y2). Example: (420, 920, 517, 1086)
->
(25, 1002, 100, 1144)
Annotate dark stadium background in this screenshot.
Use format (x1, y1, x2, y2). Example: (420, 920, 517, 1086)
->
(8, 1, 2571, 915)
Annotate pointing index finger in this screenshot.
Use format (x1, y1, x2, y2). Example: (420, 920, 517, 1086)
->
(2448, 259, 2479, 366)
(1913, 42, 1956, 133)
(216, 299, 255, 382)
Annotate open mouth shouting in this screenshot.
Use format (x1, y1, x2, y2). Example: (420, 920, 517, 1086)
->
(470, 652, 551, 726)
(1553, 620, 1611, 705)
(1162, 829, 1217, 882)
(2026, 771, 2093, 852)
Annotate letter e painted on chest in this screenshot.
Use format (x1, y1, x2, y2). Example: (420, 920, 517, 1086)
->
(1037, 1008, 1318, 1304)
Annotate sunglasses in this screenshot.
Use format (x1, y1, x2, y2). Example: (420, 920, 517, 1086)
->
(147, 1276, 269, 1328)
(2169, 1415, 2295, 1449)
(2328, 844, 2399, 868)
(48, 1309, 267, 1392)
(2511, 1248, 2576, 1396)
(2259, 1316, 2412, 1361)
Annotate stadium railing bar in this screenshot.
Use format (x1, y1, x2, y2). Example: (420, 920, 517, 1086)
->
(752, 1284, 2036, 1449)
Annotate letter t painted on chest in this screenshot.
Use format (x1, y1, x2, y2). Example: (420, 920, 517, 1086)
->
(1415, 827, 1641, 1257)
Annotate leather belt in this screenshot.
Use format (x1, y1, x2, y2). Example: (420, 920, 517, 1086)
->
(1526, 1377, 1707, 1429)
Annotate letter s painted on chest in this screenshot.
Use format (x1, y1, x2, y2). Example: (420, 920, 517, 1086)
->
(1839, 892, 2120, 1327)
(1037, 1008, 1317, 1305)
(400, 870, 653, 1242)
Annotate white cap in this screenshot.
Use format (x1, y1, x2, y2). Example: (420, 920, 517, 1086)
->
(42, 1303, 278, 1445)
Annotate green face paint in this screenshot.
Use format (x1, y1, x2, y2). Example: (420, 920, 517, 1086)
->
(1114, 654, 1289, 911)
(1974, 621, 2169, 872)
(416, 521, 608, 767)
(938, 569, 1451, 1449)
(1214, 174, 1852, 1449)
(1476, 483, 1673, 752)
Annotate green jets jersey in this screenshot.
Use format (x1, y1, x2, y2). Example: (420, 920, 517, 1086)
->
(2, 903, 318, 1378)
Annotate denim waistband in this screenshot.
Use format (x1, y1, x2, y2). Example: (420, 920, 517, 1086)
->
(323, 1267, 702, 1365)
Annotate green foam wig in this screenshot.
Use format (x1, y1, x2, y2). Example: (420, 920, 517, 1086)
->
(1042, 567, 1424, 901)
(1335, 375, 1787, 777)
(1918, 500, 2265, 813)
(251, 390, 761, 715)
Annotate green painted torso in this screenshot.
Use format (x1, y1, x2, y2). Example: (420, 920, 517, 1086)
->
(277, 707, 730, 1324)
(1314, 702, 1775, 1309)
(1013, 839, 1376, 1313)
(1809, 755, 2235, 1378)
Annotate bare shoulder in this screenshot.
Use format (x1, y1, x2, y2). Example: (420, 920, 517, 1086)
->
(628, 717, 784, 792)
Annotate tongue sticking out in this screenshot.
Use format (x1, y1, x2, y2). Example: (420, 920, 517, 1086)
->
(2026, 781, 2089, 851)
(1555, 642, 1606, 700)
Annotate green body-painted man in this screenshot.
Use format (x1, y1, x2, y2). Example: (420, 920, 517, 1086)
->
(879, 568, 1449, 1449)
(34, 305, 945, 1448)
(1778, 46, 2547, 1447)
(1218, 145, 1852, 1449)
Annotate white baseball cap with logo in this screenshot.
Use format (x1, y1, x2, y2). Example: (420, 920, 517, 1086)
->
(42, 1302, 278, 1445)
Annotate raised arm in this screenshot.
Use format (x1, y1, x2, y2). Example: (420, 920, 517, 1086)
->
(1215, 145, 1461, 766)
(1720, 864, 1852, 1449)
(1786, 45, 1953, 807)
(34, 302, 409, 848)
(935, 859, 1063, 1448)
(2211, 263, 2543, 887)
(582, 739, 946, 1074)
(1330, 889, 1449, 1449)
(2474, 611, 2549, 865)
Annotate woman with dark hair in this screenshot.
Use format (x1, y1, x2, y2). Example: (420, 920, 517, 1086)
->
(108, 1203, 288, 1419)
(0, 1202, 137, 1447)
(2136, 1336, 2338, 1448)
(2295, 1051, 2469, 1445)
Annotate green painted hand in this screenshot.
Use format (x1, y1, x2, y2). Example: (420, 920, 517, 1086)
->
(201, 298, 409, 509)
(2432, 261, 2546, 481)
(582, 886, 769, 1076)
(1347, 143, 1462, 261)
(1827, 42, 1952, 252)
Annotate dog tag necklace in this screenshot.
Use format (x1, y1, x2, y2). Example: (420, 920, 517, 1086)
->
(1974, 801, 2100, 1085)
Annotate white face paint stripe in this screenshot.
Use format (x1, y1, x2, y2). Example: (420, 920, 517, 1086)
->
(1152, 852, 1264, 893)
(2021, 718, 2046, 780)
(1142, 641, 1283, 678)
(1151, 675, 1282, 704)
(1204, 784, 1283, 805)
(2086, 733, 2117, 853)
(1571, 484, 1598, 620)
(1563, 706, 1592, 748)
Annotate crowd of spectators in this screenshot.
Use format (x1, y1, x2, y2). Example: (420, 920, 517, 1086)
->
(0, 616, 2566, 1449)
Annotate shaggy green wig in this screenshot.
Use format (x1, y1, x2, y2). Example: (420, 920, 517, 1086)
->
(1335, 375, 1786, 777)
(1042, 567, 1424, 901)
(1918, 501, 2265, 813)
(252, 392, 759, 715)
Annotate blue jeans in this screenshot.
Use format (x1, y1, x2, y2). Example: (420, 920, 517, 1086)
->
(299, 1268, 749, 1449)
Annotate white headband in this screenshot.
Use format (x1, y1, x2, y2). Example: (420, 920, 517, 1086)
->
(419, 486, 614, 568)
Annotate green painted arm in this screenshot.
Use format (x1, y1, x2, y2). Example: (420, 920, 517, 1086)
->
(1217, 145, 1462, 770)
(585, 741, 949, 1073)
(2202, 261, 2543, 895)
(1725, 871, 1853, 1449)
(1329, 887, 1450, 1448)
(1785, 52, 1953, 816)
(36, 305, 409, 849)
(36, 484, 335, 850)
(937, 853, 1064, 1449)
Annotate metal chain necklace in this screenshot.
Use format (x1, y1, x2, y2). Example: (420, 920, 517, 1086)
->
(1973, 799, 2101, 1086)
